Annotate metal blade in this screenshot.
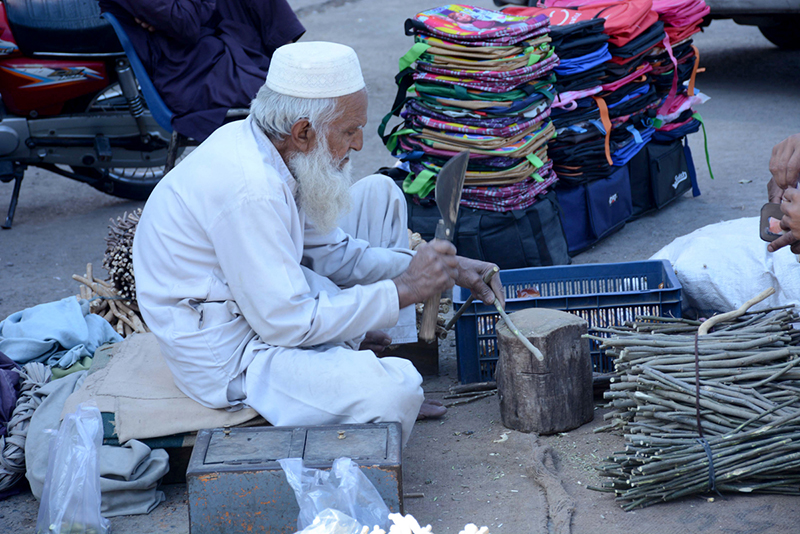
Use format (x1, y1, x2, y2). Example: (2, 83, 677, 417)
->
(434, 150, 469, 238)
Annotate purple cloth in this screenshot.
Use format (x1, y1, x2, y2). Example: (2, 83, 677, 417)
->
(0, 350, 20, 438)
(99, 0, 305, 141)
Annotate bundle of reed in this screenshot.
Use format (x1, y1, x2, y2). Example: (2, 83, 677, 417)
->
(73, 263, 148, 337)
(588, 294, 800, 510)
(103, 208, 140, 301)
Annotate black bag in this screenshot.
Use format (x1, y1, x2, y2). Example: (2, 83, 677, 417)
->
(406, 189, 570, 269)
(556, 165, 633, 255)
(628, 137, 699, 219)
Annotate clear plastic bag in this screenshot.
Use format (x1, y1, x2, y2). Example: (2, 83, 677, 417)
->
(279, 457, 390, 533)
(36, 403, 110, 534)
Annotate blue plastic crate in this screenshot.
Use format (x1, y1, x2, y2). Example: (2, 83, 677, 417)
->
(453, 260, 682, 383)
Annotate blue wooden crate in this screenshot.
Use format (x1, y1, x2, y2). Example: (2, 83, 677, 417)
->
(453, 260, 682, 383)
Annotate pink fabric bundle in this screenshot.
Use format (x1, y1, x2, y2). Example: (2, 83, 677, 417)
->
(652, 0, 710, 42)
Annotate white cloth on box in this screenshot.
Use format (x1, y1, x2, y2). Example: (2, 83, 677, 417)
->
(266, 41, 365, 98)
(25, 371, 169, 517)
(650, 217, 800, 317)
(133, 117, 423, 444)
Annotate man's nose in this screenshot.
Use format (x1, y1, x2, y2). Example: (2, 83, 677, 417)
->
(351, 130, 364, 152)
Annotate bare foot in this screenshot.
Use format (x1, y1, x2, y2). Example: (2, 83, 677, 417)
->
(417, 398, 447, 420)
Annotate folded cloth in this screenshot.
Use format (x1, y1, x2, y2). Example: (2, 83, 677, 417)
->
(25, 371, 169, 517)
(0, 351, 19, 437)
(0, 297, 122, 368)
(62, 333, 260, 444)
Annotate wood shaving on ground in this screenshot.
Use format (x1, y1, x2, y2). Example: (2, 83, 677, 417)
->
(73, 262, 148, 338)
(352, 513, 489, 534)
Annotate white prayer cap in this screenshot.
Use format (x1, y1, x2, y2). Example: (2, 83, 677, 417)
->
(266, 41, 366, 99)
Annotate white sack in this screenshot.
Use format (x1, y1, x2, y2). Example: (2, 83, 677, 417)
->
(650, 217, 800, 317)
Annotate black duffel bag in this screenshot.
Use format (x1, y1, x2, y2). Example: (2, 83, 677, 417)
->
(405, 188, 571, 269)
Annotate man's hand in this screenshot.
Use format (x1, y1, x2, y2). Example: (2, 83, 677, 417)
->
(768, 177, 784, 204)
(393, 240, 458, 309)
(768, 187, 800, 253)
(360, 331, 392, 355)
(769, 134, 800, 200)
(134, 17, 156, 32)
(454, 256, 504, 308)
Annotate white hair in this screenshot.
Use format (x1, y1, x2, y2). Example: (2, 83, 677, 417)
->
(250, 85, 340, 141)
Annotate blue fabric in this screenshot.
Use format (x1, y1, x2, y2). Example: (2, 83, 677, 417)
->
(612, 127, 655, 166)
(554, 45, 611, 76)
(0, 298, 122, 368)
(607, 84, 651, 109)
(653, 119, 701, 142)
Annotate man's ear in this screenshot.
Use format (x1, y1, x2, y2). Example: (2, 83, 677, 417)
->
(289, 119, 315, 153)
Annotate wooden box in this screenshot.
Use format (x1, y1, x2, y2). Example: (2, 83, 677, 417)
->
(186, 423, 403, 534)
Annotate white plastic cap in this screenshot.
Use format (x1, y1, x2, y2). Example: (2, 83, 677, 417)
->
(266, 41, 366, 99)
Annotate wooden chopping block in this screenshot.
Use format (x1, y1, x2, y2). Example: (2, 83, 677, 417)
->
(496, 308, 593, 434)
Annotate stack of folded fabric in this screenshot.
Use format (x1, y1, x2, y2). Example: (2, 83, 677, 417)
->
(383, 4, 560, 213)
(648, 0, 710, 144)
(506, 0, 662, 183)
(502, 0, 710, 254)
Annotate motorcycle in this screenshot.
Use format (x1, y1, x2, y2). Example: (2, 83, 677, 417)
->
(0, 0, 173, 228)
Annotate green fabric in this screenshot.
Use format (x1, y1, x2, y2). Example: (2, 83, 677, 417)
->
(385, 128, 417, 153)
(399, 42, 431, 71)
(51, 355, 93, 379)
(403, 169, 436, 197)
(692, 112, 714, 180)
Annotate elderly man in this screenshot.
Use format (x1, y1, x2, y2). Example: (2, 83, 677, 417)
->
(132, 41, 502, 444)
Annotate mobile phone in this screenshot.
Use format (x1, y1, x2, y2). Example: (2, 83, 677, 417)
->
(760, 202, 785, 242)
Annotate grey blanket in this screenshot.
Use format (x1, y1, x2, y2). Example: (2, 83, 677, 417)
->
(25, 371, 169, 517)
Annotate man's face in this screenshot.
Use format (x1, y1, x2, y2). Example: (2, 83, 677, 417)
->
(323, 89, 368, 168)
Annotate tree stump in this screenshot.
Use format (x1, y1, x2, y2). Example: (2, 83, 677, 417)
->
(496, 308, 593, 434)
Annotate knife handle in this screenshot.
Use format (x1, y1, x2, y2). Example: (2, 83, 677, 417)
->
(420, 220, 451, 343)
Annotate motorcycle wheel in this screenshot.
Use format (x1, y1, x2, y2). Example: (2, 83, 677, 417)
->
(69, 82, 185, 200)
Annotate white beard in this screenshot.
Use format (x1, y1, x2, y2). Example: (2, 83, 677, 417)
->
(288, 136, 354, 234)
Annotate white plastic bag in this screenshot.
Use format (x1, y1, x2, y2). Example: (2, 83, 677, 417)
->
(36, 403, 109, 534)
(296, 509, 364, 534)
(279, 457, 390, 533)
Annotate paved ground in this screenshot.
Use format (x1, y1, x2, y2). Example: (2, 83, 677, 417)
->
(1, 1, 800, 532)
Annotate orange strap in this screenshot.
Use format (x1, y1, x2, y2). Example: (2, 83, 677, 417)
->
(592, 96, 613, 166)
(688, 45, 701, 97)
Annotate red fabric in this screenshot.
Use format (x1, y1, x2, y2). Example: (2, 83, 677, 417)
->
(504, 0, 658, 47)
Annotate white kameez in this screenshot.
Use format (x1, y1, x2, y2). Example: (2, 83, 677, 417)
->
(132, 117, 423, 443)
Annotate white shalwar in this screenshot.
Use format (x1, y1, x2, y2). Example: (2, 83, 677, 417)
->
(132, 117, 424, 444)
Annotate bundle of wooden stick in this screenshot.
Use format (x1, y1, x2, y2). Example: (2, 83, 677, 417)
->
(104, 208, 140, 301)
(589, 303, 800, 510)
(73, 263, 148, 337)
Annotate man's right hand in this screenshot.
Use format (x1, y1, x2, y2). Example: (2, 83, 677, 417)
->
(393, 240, 458, 309)
(768, 134, 800, 202)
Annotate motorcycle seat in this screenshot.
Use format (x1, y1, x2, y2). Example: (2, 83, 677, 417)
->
(4, 0, 123, 56)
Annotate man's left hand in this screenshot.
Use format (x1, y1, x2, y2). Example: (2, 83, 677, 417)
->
(454, 256, 504, 308)
(768, 187, 800, 254)
(360, 330, 392, 354)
